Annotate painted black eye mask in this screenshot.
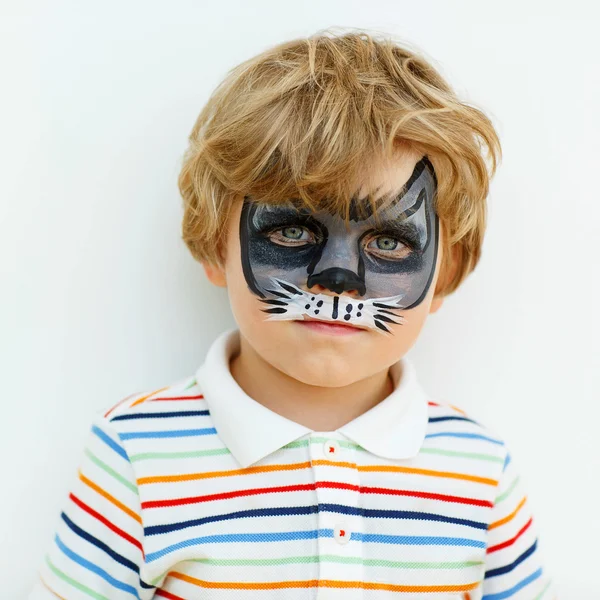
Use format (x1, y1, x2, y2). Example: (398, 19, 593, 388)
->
(239, 157, 439, 334)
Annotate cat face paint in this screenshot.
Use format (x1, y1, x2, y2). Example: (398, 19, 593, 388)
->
(239, 157, 439, 334)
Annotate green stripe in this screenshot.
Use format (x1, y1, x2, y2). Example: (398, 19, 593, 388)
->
(190, 556, 484, 568)
(284, 439, 504, 464)
(45, 555, 110, 600)
(84, 449, 137, 494)
(131, 440, 501, 465)
(420, 447, 504, 463)
(149, 555, 483, 585)
(130, 448, 231, 462)
(534, 579, 553, 599)
(184, 378, 196, 390)
(495, 475, 520, 504)
(283, 438, 363, 451)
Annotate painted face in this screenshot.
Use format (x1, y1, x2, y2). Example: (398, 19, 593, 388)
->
(239, 157, 439, 334)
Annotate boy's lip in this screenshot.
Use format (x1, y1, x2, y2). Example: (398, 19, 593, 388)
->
(295, 315, 369, 332)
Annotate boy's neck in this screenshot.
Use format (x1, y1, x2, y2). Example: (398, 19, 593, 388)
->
(229, 333, 396, 432)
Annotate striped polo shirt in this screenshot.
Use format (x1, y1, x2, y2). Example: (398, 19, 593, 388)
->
(30, 327, 555, 600)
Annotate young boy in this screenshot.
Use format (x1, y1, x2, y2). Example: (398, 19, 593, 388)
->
(29, 30, 556, 600)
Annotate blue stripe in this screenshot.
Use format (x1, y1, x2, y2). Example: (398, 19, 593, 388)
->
(424, 432, 503, 444)
(61, 512, 140, 574)
(119, 427, 217, 440)
(110, 410, 210, 422)
(145, 528, 484, 563)
(323, 504, 487, 530)
(146, 503, 486, 536)
(145, 505, 318, 536)
(146, 530, 321, 562)
(428, 416, 480, 425)
(354, 532, 486, 547)
(55, 534, 140, 598)
(482, 567, 543, 600)
(92, 425, 129, 461)
(485, 540, 537, 578)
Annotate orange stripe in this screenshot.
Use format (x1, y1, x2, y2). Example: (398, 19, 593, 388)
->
(428, 400, 467, 416)
(489, 495, 527, 530)
(355, 461, 497, 486)
(79, 471, 142, 524)
(138, 459, 496, 486)
(39, 575, 66, 599)
(138, 461, 312, 485)
(130, 386, 171, 407)
(104, 392, 139, 418)
(170, 571, 480, 592)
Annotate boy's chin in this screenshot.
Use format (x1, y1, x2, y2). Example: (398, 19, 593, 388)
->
(240, 317, 407, 386)
(270, 350, 384, 389)
(282, 364, 368, 388)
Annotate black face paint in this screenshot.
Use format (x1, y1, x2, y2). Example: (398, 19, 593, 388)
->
(239, 157, 439, 333)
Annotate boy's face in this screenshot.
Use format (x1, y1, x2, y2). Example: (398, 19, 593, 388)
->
(204, 148, 446, 387)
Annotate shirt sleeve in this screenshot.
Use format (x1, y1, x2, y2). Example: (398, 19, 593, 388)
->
(481, 446, 557, 599)
(28, 411, 156, 600)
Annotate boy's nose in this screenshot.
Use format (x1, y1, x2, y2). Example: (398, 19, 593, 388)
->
(307, 267, 366, 297)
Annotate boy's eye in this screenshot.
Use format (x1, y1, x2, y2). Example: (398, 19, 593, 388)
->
(267, 226, 316, 246)
(365, 235, 411, 260)
(375, 236, 397, 250)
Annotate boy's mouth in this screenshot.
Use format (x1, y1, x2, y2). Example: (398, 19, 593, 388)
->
(294, 315, 368, 334)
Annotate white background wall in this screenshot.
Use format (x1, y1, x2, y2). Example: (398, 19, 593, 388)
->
(2, 0, 598, 597)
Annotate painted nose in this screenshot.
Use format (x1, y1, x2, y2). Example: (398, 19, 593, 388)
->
(307, 267, 366, 296)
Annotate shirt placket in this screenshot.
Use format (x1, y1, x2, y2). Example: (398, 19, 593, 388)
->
(309, 432, 364, 600)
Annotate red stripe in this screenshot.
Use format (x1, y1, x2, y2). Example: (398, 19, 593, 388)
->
(155, 589, 185, 600)
(487, 517, 533, 554)
(142, 483, 315, 509)
(104, 393, 139, 418)
(141, 481, 491, 510)
(361, 485, 492, 507)
(69, 493, 144, 557)
(150, 394, 204, 402)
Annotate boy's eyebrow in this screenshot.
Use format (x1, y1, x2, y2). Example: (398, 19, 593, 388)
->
(246, 157, 430, 227)
(250, 203, 325, 229)
(372, 219, 422, 248)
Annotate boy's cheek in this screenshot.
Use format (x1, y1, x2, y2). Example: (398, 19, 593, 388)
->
(227, 277, 432, 387)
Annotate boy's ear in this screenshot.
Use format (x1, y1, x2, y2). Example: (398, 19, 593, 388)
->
(429, 294, 445, 314)
(429, 237, 458, 314)
(202, 261, 227, 287)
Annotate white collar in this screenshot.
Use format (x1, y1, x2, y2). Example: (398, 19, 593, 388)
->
(196, 328, 429, 469)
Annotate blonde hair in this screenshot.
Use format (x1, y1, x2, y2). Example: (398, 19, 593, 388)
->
(178, 28, 501, 297)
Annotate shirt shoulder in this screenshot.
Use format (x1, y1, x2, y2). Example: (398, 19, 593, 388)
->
(426, 398, 508, 444)
(423, 398, 510, 476)
(101, 371, 207, 421)
(97, 371, 213, 452)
